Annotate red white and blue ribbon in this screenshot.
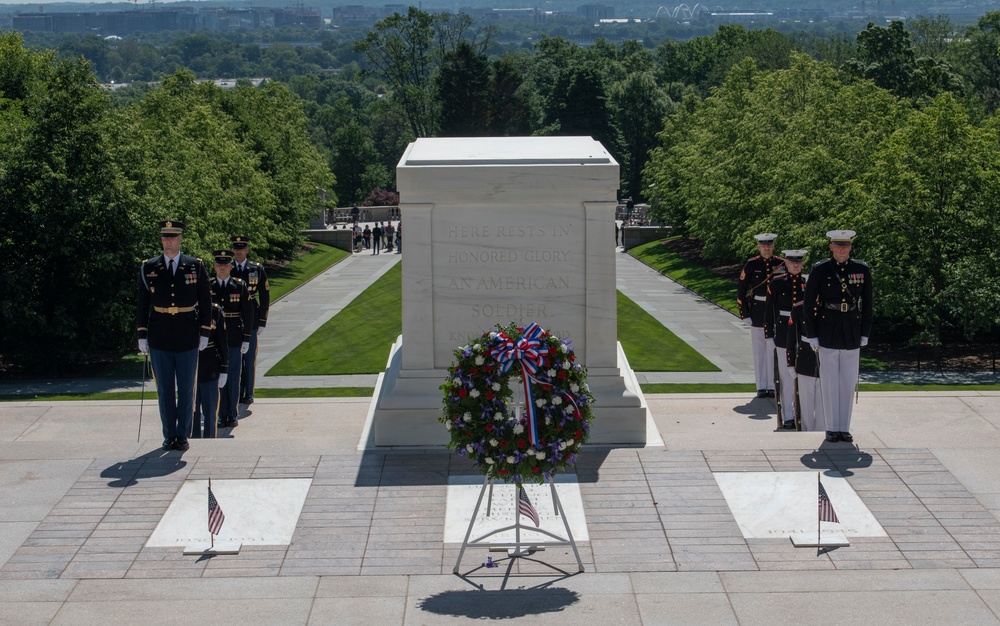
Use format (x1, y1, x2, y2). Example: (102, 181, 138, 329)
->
(490, 323, 547, 446)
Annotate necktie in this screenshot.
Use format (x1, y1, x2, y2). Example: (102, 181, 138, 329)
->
(168, 259, 174, 275)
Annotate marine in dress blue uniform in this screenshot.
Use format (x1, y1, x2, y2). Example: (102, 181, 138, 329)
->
(803, 230, 874, 443)
(193, 303, 228, 439)
(231, 236, 270, 406)
(737, 233, 785, 398)
(211, 250, 253, 429)
(764, 250, 807, 429)
(136, 221, 212, 451)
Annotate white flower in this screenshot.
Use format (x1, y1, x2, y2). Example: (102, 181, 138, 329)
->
(570, 383, 580, 393)
(489, 438, 498, 447)
(466, 444, 474, 453)
(559, 344, 567, 353)
(545, 417, 552, 425)
(485, 457, 494, 464)
(506, 456, 516, 464)
(489, 332, 498, 339)
(535, 452, 546, 460)
(491, 382, 501, 391)
(562, 360, 571, 369)
(559, 441, 567, 450)
(452, 378, 461, 387)
(584, 383, 590, 392)
(494, 412, 505, 421)
(527, 448, 535, 456)
(565, 406, 575, 415)
(460, 345, 469, 353)
(567, 438, 574, 445)
(535, 399, 546, 407)
(473, 343, 482, 353)
(469, 389, 480, 398)
(552, 396, 563, 406)
(445, 422, 453, 430)
(513, 424, 524, 434)
(462, 412, 472, 422)
(547, 368, 557, 378)
(475, 355, 485, 365)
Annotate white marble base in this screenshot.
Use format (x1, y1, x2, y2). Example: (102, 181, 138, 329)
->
(789, 531, 850, 548)
(183, 541, 242, 555)
(443, 475, 588, 543)
(713, 472, 886, 539)
(370, 338, 651, 446)
(146, 479, 312, 548)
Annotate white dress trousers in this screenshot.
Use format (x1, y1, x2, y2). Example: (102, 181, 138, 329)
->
(775, 347, 796, 423)
(818, 347, 860, 433)
(796, 374, 823, 431)
(750, 327, 775, 391)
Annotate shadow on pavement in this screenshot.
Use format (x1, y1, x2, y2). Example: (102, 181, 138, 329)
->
(732, 397, 774, 421)
(799, 442, 873, 477)
(100, 449, 188, 487)
(421, 567, 581, 618)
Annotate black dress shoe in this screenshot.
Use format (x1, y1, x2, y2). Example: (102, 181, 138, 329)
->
(765, 389, 776, 398)
(162, 438, 174, 450)
(825, 431, 840, 443)
(239, 397, 248, 405)
(783, 421, 795, 429)
(839, 432, 853, 443)
(244, 396, 254, 405)
(756, 390, 767, 398)
(173, 438, 189, 451)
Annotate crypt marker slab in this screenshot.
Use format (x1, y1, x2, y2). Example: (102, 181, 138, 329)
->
(713, 472, 886, 539)
(444, 475, 588, 543)
(146, 479, 311, 550)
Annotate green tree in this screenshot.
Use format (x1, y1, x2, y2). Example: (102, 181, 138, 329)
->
(0, 33, 143, 370)
(544, 65, 621, 160)
(611, 71, 670, 200)
(859, 93, 1000, 356)
(436, 40, 490, 136)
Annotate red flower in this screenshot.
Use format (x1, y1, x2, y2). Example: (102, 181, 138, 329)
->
(458, 389, 467, 398)
(557, 370, 567, 379)
(499, 469, 508, 475)
(485, 424, 493, 432)
(548, 346, 557, 355)
(499, 439, 508, 447)
(532, 467, 540, 474)
(575, 430, 582, 439)
(469, 367, 478, 375)
(486, 391, 494, 401)
(543, 384, 552, 390)
(516, 439, 527, 449)
(569, 354, 575, 362)
(485, 365, 494, 372)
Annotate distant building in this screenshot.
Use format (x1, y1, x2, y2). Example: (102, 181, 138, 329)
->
(578, 4, 614, 21)
(11, 7, 322, 35)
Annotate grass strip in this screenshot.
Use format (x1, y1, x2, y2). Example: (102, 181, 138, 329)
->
(267, 263, 402, 375)
(0, 387, 375, 402)
(629, 238, 739, 315)
(269, 242, 350, 302)
(641, 383, 1000, 394)
(617, 291, 719, 372)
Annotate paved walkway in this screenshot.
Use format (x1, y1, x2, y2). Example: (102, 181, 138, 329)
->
(4, 392, 1000, 623)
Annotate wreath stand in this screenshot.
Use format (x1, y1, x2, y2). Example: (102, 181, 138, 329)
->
(453, 475, 584, 574)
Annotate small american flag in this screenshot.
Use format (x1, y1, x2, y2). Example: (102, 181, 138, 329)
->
(208, 485, 225, 535)
(518, 486, 540, 527)
(818, 481, 839, 524)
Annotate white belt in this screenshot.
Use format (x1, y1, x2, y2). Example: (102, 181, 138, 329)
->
(779, 311, 790, 317)
(754, 295, 767, 301)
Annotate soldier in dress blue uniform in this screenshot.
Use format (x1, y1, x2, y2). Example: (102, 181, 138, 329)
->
(230, 236, 270, 406)
(193, 302, 228, 439)
(136, 221, 212, 451)
(211, 249, 253, 429)
(737, 233, 785, 398)
(803, 230, 874, 443)
(764, 250, 807, 429)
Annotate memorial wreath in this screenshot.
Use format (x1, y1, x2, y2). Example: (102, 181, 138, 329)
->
(440, 322, 594, 485)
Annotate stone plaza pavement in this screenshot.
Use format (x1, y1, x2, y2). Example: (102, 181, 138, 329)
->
(4, 390, 1000, 624)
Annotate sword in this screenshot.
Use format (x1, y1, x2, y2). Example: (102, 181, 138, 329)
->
(138, 352, 148, 443)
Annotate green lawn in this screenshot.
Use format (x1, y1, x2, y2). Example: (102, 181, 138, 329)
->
(268, 242, 350, 302)
(629, 238, 739, 315)
(617, 291, 719, 372)
(269, 264, 718, 376)
(267, 263, 403, 376)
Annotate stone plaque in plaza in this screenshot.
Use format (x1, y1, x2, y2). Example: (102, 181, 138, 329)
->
(371, 136, 649, 446)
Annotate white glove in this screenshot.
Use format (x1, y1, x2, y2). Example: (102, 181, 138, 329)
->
(807, 337, 820, 351)
(742, 318, 752, 328)
(861, 336, 869, 347)
(257, 326, 265, 337)
(241, 341, 250, 354)
(218, 373, 228, 389)
(138, 339, 148, 354)
(199, 336, 209, 351)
